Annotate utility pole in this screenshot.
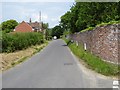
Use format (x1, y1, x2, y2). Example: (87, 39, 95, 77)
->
(39, 11, 41, 31)
(39, 11, 42, 32)
(39, 11, 41, 23)
(39, 11, 45, 40)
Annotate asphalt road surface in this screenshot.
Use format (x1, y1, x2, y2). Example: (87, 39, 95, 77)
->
(2, 39, 115, 88)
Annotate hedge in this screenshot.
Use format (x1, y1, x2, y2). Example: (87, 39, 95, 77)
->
(2, 32, 44, 53)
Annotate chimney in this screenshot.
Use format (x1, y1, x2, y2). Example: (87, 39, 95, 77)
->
(29, 18, 32, 23)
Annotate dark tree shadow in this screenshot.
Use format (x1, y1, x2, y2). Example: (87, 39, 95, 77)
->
(62, 44, 68, 46)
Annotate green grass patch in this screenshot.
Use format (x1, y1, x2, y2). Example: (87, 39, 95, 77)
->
(11, 56, 28, 67)
(96, 20, 120, 27)
(33, 41, 48, 53)
(81, 27, 95, 32)
(64, 39, 120, 76)
(80, 20, 120, 33)
(6, 42, 48, 71)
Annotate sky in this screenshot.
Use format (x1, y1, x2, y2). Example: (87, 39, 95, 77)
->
(1, 1, 74, 28)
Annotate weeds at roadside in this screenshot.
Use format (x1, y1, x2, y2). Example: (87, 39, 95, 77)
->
(3, 42, 48, 72)
(63, 38, 120, 76)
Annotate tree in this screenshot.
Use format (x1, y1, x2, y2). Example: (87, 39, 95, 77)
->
(43, 23, 49, 30)
(51, 25, 64, 38)
(0, 24, 2, 31)
(60, 2, 120, 33)
(60, 11, 71, 32)
(70, 3, 80, 33)
(45, 28, 52, 40)
(2, 19, 18, 33)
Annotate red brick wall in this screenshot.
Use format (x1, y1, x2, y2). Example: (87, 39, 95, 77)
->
(70, 24, 119, 64)
(15, 21, 33, 32)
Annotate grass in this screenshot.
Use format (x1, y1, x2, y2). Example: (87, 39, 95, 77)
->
(12, 43, 48, 66)
(97, 20, 120, 27)
(80, 20, 120, 33)
(81, 27, 95, 32)
(64, 38, 120, 76)
(3, 42, 48, 71)
(11, 56, 28, 67)
(33, 41, 48, 54)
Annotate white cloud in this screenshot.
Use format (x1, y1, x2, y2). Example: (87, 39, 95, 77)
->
(0, 3, 2, 22)
(51, 18, 57, 22)
(2, 2, 74, 28)
(16, 6, 48, 22)
(31, 13, 48, 22)
(41, 14, 48, 21)
(51, 17, 60, 22)
(31, 13, 39, 21)
(15, 7, 38, 22)
(50, 23, 59, 28)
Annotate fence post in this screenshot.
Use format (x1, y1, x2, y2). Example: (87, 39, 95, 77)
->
(76, 41, 78, 47)
(84, 43, 87, 51)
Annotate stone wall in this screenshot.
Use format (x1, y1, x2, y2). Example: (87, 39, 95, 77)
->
(69, 24, 120, 64)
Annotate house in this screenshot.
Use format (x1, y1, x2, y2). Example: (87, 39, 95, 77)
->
(14, 21, 33, 32)
(14, 18, 43, 32)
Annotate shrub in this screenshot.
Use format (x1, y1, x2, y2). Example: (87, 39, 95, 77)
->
(2, 32, 44, 53)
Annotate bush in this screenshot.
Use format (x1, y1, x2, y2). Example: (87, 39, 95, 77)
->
(2, 32, 44, 53)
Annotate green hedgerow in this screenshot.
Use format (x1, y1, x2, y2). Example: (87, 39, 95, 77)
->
(2, 32, 44, 53)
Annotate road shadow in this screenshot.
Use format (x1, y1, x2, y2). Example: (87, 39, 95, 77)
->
(62, 44, 68, 46)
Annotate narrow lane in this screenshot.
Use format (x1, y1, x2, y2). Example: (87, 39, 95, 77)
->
(2, 39, 113, 88)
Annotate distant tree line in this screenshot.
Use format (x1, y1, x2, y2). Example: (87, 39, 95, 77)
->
(60, 2, 120, 33)
(51, 25, 63, 38)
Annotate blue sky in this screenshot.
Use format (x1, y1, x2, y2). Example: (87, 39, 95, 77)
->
(1, 1, 74, 28)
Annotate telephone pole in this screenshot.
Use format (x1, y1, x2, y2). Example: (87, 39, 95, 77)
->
(39, 11, 41, 23)
(39, 11, 42, 32)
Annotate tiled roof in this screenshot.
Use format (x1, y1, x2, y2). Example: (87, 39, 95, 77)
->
(15, 21, 33, 32)
(14, 20, 43, 32)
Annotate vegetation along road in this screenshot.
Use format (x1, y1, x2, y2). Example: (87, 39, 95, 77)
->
(2, 39, 114, 88)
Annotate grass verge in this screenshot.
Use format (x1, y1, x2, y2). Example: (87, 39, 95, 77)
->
(64, 38, 120, 76)
(80, 20, 120, 33)
(2, 41, 48, 71)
